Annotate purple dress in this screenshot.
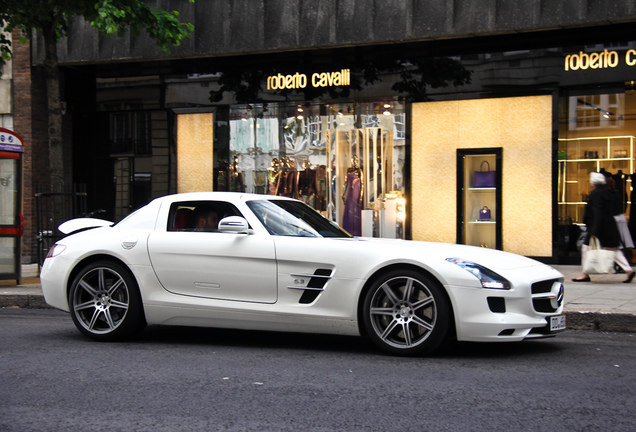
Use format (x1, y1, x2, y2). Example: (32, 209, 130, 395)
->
(342, 172, 362, 236)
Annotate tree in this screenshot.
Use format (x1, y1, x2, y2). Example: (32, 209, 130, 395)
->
(0, 0, 193, 223)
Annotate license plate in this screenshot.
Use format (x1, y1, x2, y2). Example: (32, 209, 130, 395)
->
(550, 315, 566, 332)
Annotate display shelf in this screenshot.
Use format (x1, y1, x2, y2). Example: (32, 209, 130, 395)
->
(558, 135, 634, 224)
(457, 148, 502, 250)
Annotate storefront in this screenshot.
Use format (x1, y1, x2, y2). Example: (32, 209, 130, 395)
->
(556, 44, 636, 262)
(175, 99, 407, 239)
(83, 36, 636, 263)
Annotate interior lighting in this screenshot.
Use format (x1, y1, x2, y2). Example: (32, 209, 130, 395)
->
(397, 198, 406, 221)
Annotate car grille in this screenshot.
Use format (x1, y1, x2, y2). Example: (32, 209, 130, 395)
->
(289, 269, 333, 304)
(531, 279, 564, 313)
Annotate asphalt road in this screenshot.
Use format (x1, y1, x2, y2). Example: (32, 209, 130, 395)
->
(1, 309, 635, 432)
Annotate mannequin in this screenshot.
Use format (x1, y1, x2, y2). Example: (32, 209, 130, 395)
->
(342, 155, 363, 236)
(268, 158, 281, 195)
(298, 159, 318, 208)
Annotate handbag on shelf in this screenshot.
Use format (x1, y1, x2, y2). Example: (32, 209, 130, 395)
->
(474, 161, 496, 188)
(479, 206, 491, 220)
(582, 236, 616, 274)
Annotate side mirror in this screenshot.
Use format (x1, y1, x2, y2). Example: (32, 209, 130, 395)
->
(218, 216, 253, 234)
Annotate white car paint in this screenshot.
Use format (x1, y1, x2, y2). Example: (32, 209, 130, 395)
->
(40, 192, 565, 355)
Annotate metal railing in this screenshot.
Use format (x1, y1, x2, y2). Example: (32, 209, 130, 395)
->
(34, 184, 87, 268)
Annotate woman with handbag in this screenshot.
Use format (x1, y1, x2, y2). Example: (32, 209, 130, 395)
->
(572, 172, 635, 282)
(608, 176, 636, 282)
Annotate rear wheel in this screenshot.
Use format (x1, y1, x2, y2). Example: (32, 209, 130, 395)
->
(69, 260, 145, 341)
(362, 270, 451, 356)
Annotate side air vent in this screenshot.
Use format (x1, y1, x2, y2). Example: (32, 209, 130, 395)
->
(487, 297, 506, 313)
(289, 269, 333, 304)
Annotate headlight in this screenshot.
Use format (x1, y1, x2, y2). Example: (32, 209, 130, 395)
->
(446, 258, 511, 290)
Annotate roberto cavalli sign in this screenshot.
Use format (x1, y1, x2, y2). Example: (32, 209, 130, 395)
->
(565, 49, 636, 71)
(267, 69, 351, 90)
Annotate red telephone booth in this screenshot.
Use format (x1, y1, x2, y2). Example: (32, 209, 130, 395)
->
(0, 128, 24, 284)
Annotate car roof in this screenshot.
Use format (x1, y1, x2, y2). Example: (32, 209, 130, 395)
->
(115, 192, 298, 230)
(153, 192, 296, 206)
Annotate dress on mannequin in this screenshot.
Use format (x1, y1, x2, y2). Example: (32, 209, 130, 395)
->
(268, 158, 281, 195)
(342, 156, 363, 236)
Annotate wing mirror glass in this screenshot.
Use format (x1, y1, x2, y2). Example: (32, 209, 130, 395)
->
(218, 216, 253, 234)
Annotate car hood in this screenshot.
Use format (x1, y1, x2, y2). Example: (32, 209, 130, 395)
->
(349, 237, 551, 271)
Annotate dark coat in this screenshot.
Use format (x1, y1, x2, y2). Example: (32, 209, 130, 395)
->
(584, 184, 621, 248)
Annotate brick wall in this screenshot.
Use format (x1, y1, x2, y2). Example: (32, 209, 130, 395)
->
(12, 29, 50, 264)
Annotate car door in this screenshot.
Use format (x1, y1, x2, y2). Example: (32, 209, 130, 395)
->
(147, 203, 277, 303)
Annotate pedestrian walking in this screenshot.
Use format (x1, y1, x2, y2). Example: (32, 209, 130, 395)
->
(607, 176, 636, 282)
(572, 172, 635, 282)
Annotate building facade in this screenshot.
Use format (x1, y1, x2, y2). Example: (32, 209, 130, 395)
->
(10, 1, 636, 264)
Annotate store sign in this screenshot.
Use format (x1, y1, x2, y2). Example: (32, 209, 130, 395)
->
(0, 128, 24, 153)
(564, 49, 636, 71)
(267, 69, 351, 90)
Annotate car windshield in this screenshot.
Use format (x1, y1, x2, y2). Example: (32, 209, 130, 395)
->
(247, 199, 351, 238)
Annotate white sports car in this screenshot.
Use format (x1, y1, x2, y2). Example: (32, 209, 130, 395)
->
(41, 192, 565, 356)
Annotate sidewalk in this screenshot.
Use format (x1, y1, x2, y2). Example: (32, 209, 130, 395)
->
(554, 265, 636, 332)
(1, 264, 636, 332)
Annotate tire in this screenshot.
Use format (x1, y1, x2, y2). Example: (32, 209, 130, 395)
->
(362, 269, 451, 356)
(69, 260, 146, 341)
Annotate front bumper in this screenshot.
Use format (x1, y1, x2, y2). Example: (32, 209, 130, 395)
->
(449, 266, 565, 342)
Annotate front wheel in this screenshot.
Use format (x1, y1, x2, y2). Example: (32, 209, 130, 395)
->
(362, 270, 451, 356)
(69, 260, 146, 341)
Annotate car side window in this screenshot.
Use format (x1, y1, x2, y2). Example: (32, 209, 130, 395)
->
(168, 201, 243, 232)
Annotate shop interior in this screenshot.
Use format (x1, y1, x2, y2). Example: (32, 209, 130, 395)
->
(558, 83, 636, 260)
(178, 100, 407, 239)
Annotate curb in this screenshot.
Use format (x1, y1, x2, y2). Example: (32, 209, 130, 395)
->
(564, 310, 636, 332)
(0, 294, 52, 310)
(1, 293, 635, 334)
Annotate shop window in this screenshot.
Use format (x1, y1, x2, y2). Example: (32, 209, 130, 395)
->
(569, 94, 623, 130)
(225, 100, 406, 238)
(132, 173, 151, 210)
(457, 149, 502, 250)
(109, 111, 152, 155)
(558, 88, 636, 260)
(393, 113, 406, 140)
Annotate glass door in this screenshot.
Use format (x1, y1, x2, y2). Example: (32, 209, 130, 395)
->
(0, 155, 22, 281)
(457, 148, 502, 249)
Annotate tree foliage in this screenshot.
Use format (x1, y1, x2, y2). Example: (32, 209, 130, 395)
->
(0, 0, 194, 63)
(209, 56, 471, 104)
(0, 0, 193, 224)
